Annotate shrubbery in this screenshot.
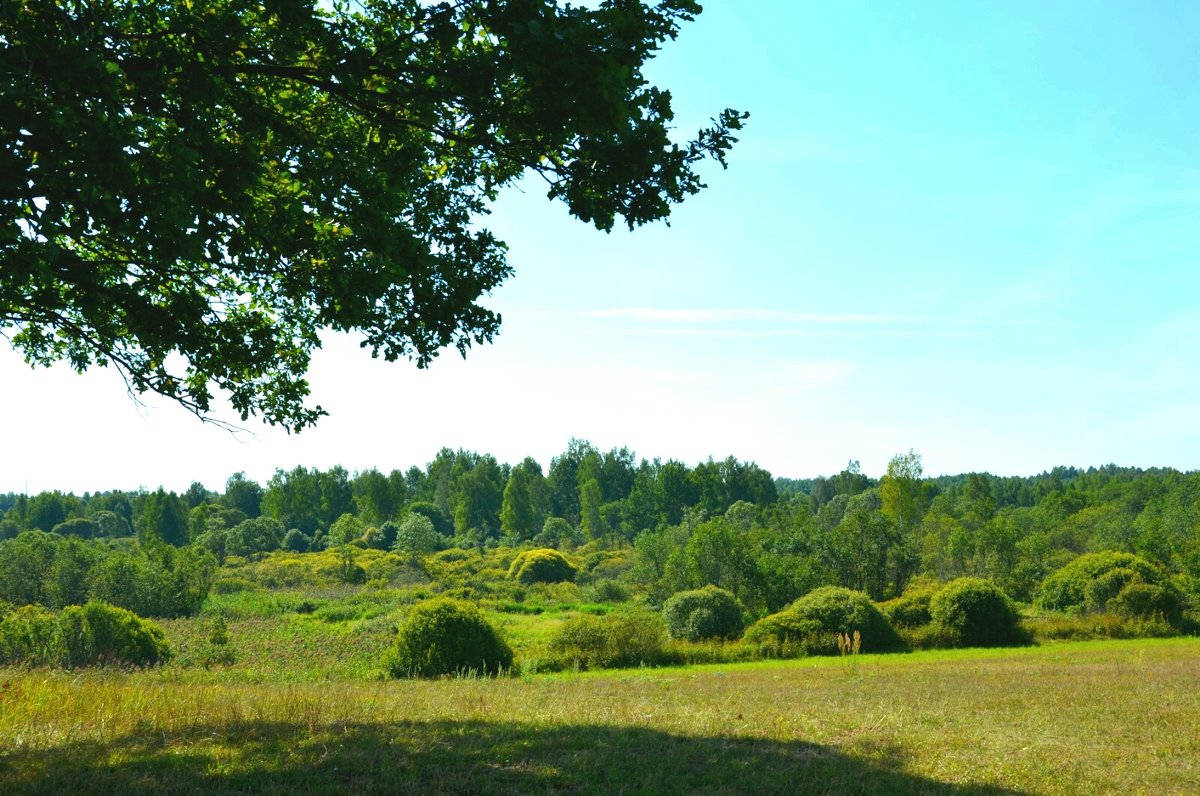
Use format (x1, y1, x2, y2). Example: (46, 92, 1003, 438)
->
(1108, 582, 1183, 625)
(0, 600, 170, 668)
(744, 586, 905, 655)
(507, 548, 577, 585)
(928, 578, 1028, 648)
(879, 579, 939, 629)
(0, 605, 62, 666)
(662, 586, 746, 641)
(281, 528, 311, 553)
(548, 610, 666, 670)
(60, 601, 172, 667)
(386, 598, 512, 677)
(584, 579, 632, 604)
(0, 531, 215, 618)
(1023, 611, 1179, 642)
(1037, 552, 1164, 613)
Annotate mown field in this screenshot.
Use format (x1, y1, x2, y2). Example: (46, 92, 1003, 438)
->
(2, 636, 1198, 795)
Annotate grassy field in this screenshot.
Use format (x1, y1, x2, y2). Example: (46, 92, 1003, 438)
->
(2, 637, 1198, 795)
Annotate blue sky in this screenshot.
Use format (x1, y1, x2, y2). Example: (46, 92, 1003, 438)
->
(3, 1, 1199, 494)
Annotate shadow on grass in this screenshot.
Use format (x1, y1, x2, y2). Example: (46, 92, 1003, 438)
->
(1, 718, 1027, 795)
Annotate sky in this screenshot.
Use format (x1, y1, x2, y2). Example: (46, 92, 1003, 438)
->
(3, 1, 1200, 495)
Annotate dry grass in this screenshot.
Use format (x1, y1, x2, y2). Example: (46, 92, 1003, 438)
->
(1, 638, 1197, 794)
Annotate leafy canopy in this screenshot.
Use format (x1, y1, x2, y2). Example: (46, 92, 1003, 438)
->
(1, 0, 745, 430)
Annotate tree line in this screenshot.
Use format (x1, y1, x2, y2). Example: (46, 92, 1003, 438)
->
(2, 445, 1198, 613)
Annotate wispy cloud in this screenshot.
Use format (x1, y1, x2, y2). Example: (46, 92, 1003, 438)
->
(577, 307, 930, 325)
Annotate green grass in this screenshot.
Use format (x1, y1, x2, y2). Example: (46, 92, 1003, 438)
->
(2, 637, 1198, 794)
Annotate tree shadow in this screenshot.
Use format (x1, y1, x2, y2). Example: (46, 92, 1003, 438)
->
(1, 718, 1028, 795)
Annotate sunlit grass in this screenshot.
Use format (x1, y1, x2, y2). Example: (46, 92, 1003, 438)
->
(2, 637, 1197, 794)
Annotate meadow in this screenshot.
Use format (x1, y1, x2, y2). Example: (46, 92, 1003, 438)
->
(2, 615, 1198, 794)
(3, 542, 1198, 794)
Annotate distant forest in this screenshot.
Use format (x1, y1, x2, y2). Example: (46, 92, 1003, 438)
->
(2, 441, 1198, 610)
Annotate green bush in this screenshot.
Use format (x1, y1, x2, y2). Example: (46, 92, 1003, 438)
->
(0, 601, 170, 668)
(899, 622, 965, 651)
(662, 586, 746, 641)
(59, 601, 171, 667)
(744, 586, 905, 654)
(211, 577, 259, 595)
(1023, 611, 1177, 642)
(507, 548, 577, 585)
(1037, 551, 1164, 612)
(548, 610, 666, 670)
(583, 579, 631, 603)
(1083, 567, 1139, 612)
(1109, 582, 1183, 626)
(928, 578, 1027, 648)
(0, 605, 63, 666)
(879, 581, 939, 629)
(281, 528, 311, 553)
(386, 598, 512, 677)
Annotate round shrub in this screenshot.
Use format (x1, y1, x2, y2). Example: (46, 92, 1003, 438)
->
(534, 517, 578, 548)
(880, 581, 939, 629)
(1037, 552, 1164, 612)
(662, 586, 746, 641)
(929, 578, 1026, 648)
(507, 548, 577, 585)
(548, 610, 666, 670)
(1083, 567, 1138, 612)
(281, 528, 311, 553)
(1109, 582, 1183, 626)
(584, 579, 631, 603)
(387, 598, 512, 678)
(59, 601, 171, 667)
(744, 586, 905, 654)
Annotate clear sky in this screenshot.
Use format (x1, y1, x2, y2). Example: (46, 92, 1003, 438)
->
(3, 1, 1199, 495)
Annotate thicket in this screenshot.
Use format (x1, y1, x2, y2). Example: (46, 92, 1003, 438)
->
(0, 532, 214, 617)
(1036, 552, 1173, 614)
(4, 451, 1200, 668)
(547, 610, 667, 670)
(745, 586, 906, 655)
(879, 579, 939, 629)
(0, 600, 170, 668)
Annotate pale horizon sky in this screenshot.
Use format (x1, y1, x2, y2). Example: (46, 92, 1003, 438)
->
(3, 1, 1199, 495)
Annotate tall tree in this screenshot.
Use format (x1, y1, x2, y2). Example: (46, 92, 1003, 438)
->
(880, 450, 926, 533)
(578, 477, 605, 541)
(222, 473, 263, 519)
(2, 0, 745, 429)
(548, 439, 597, 525)
(452, 454, 504, 541)
(137, 487, 188, 547)
(261, 466, 322, 535)
(500, 459, 547, 541)
(353, 468, 400, 526)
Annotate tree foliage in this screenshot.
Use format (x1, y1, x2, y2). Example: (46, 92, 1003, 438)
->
(2, 0, 744, 429)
